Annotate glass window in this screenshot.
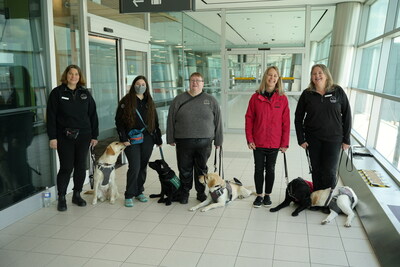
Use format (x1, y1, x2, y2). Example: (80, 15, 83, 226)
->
(383, 37, 400, 96)
(0, 1, 52, 210)
(353, 91, 373, 141)
(353, 43, 381, 91)
(397, 3, 400, 28)
(87, 0, 145, 29)
(53, 0, 81, 81)
(365, 0, 389, 41)
(375, 99, 400, 174)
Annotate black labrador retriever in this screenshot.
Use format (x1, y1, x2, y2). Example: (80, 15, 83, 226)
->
(269, 177, 313, 216)
(148, 159, 182, 206)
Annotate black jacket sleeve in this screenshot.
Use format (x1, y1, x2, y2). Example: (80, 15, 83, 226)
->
(115, 101, 129, 142)
(294, 90, 307, 145)
(340, 87, 351, 145)
(46, 88, 59, 140)
(87, 92, 99, 139)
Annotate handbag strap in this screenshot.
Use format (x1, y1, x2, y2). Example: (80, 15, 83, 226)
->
(135, 109, 147, 130)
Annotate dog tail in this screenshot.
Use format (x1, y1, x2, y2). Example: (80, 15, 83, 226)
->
(149, 194, 162, 198)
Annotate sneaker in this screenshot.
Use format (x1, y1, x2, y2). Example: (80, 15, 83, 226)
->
(196, 193, 207, 202)
(135, 194, 148, 202)
(253, 196, 263, 208)
(262, 195, 272, 207)
(124, 198, 134, 207)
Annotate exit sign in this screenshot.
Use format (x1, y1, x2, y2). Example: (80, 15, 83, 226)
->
(120, 0, 196, 13)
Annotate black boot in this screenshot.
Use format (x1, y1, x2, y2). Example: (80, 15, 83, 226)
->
(57, 195, 67, 211)
(72, 190, 87, 206)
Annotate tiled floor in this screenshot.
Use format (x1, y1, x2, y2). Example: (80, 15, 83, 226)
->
(0, 133, 381, 267)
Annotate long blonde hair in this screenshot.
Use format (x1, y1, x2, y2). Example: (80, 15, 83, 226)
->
(256, 66, 284, 95)
(307, 64, 335, 92)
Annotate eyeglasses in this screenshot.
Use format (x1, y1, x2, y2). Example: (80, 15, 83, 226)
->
(190, 79, 203, 83)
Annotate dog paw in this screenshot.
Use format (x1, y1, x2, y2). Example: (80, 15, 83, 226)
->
(92, 200, 97, 205)
(269, 208, 277, 212)
(110, 199, 115, 204)
(344, 223, 351, 227)
(200, 208, 207, 212)
(291, 212, 299, 217)
(321, 220, 329, 225)
(166, 202, 171, 206)
(189, 207, 196, 211)
(99, 197, 106, 202)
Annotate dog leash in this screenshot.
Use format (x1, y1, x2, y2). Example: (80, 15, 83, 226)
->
(283, 152, 289, 185)
(305, 148, 312, 174)
(213, 146, 224, 179)
(159, 146, 165, 161)
(89, 145, 96, 190)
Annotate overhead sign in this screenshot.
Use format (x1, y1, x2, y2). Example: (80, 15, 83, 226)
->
(120, 0, 195, 13)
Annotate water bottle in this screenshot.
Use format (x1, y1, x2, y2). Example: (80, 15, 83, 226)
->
(42, 187, 51, 207)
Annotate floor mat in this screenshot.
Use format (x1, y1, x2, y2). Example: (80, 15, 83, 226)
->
(358, 169, 390, 187)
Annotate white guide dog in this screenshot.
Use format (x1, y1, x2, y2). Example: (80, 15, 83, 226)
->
(189, 173, 252, 212)
(92, 141, 126, 205)
(311, 186, 358, 227)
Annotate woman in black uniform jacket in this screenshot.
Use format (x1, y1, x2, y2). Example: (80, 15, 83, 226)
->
(115, 75, 162, 207)
(47, 65, 99, 211)
(295, 64, 351, 193)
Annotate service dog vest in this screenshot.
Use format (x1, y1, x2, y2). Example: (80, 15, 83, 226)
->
(98, 164, 115, 185)
(168, 175, 181, 189)
(210, 181, 233, 203)
(328, 187, 355, 214)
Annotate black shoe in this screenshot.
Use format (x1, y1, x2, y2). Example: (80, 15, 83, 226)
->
(253, 196, 263, 208)
(57, 196, 67, 211)
(180, 195, 188, 204)
(262, 195, 272, 207)
(72, 191, 87, 207)
(196, 193, 207, 202)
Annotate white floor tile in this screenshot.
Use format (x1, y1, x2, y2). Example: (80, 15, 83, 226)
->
(139, 233, 178, 249)
(123, 220, 158, 233)
(238, 242, 274, 259)
(310, 247, 348, 266)
(275, 232, 308, 247)
(0, 233, 19, 248)
(0, 249, 26, 266)
(52, 225, 91, 240)
(46, 255, 89, 267)
(308, 235, 344, 250)
(80, 228, 119, 243)
(235, 256, 273, 267)
(160, 250, 201, 267)
(31, 238, 75, 254)
(125, 247, 167, 265)
(180, 225, 214, 239)
(346, 251, 381, 267)
(274, 244, 310, 262)
(3, 235, 46, 251)
(211, 227, 245, 242)
(62, 240, 104, 257)
(92, 243, 136, 262)
(171, 236, 208, 252)
(109, 231, 148, 246)
(197, 253, 237, 267)
(274, 260, 310, 267)
(10, 251, 56, 267)
(242, 229, 276, 244)
(83, 258, 122, 267)
(151, 222, 186, 236)
(95, 218, 131, 231)
(204, 239, 241, 256)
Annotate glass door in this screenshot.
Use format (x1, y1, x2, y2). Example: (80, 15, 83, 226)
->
(89, 35, 119, 140)
(224, 49, 304, 132)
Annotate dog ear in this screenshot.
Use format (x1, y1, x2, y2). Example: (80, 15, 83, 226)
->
(106, 145, 115, 156)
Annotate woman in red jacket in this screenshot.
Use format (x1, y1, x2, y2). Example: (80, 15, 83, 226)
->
(245, 66, 290, 208)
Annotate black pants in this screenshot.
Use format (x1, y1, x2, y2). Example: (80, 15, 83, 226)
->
(253, 148, 279, 195)
(124, 134, 154, 199)
(306, 134, 341, 191)
(176, 138, 212, 196)
(57, 133, 91, 196)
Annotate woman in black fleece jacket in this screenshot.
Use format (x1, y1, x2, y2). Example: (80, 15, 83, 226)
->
(295, 64, 351, 193)
(46, 65, 99, 211)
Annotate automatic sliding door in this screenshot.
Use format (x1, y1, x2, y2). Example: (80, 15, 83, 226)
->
(89, 35, 119, 140)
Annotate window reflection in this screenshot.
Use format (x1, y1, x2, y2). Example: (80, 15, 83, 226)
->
(0, 1, 50, 210)
(353, 91, 373, 141)
(384, 37, 400, 96)
(352, 43, 381, 91)
(365, 0, 389, 41)
(376, 99, 400, 174)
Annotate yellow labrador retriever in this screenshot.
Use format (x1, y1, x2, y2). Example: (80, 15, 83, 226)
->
(189, 173, 252, 212)
(92, 141, 126, 205)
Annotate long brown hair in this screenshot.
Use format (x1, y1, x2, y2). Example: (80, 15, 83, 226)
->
(256, 66, 284, 95)
(119, 75, 156, 132)
(60, 64, 86, 87)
